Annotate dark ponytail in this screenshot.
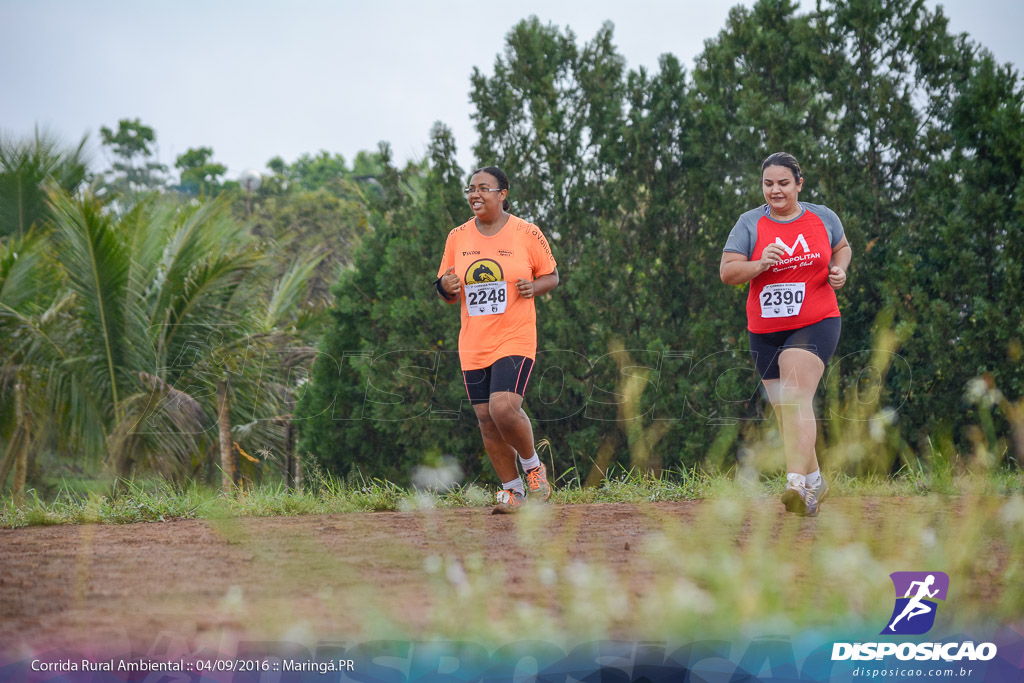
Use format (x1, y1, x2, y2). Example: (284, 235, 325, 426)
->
(472, 166, 511, 211)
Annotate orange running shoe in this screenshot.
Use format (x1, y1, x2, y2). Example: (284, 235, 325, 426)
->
(524, 464, 552, 502)
(493, 489, 527, 514)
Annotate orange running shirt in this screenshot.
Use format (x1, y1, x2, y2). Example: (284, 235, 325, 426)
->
(437, 215, 557, 370)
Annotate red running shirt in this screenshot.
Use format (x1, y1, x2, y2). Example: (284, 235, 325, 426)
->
(723, 202, 845, 334)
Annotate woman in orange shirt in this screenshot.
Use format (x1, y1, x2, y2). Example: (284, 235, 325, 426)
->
(436, 166, 559, 513)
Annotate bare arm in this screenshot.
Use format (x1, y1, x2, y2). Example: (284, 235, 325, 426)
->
(828, 236, 852, 289)
(720, 245, 784, 285)
(516, 268, 559, 299)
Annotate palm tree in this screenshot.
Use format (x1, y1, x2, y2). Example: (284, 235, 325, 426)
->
(2, 188, 324, 492)
(0, 229, 69, 497)
(47, 191, 255, 481)
(1, 129, 90, 496)
(0, 127, 89, 238)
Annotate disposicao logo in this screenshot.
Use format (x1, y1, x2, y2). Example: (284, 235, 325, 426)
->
(882, 571, 948, 635)
(831, 571, 998, 662)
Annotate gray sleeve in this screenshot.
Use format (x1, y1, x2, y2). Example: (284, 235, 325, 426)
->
(723, 209, 761, 259)
(805, 203, 846, 248)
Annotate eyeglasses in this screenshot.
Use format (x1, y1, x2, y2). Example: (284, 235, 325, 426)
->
(463, 187, 504, 196)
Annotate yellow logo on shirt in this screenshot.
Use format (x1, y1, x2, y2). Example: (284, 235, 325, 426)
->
(465, 259, 504, 284)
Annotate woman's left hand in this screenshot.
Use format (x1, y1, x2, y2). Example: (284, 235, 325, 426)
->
(516, 278, 535, 298)
(828, 266, 846, 289)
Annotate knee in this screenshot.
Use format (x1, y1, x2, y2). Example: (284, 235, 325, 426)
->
(777, 384, 811, 405)
(778, 352, 824, 391)
(477, 410, 501, 438)
(488, 401, 520, 431)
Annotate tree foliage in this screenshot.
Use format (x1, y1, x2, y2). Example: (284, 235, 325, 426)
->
(246, 150, 387, 307)
(0, 189, 323, 490)
(2, 133, 377, 495)
(294, 129, 475, 482)
(175, 146, 227, 195)
(3, 0, 1021, 493)
(98, 118, 168, 197)
(298, 0, 1024, 484)
(0, 127, 89, 238)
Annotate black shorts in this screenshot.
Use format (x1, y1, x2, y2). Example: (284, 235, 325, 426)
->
(462, 356, 534, 405)
(748, 316, 841, 381)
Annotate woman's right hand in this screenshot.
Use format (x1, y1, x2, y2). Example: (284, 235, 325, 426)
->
(441, 266, 461, 296)
(758, 243, 784, 272)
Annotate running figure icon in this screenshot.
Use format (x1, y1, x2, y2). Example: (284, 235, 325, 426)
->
(888, 574, 939, 631)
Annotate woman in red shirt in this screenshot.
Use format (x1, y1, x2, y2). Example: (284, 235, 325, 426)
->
(720, 153, 852, 516)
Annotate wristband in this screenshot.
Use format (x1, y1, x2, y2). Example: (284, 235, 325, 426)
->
(435, 277, 457, 301)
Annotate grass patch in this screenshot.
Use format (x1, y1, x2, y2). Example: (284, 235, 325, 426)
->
(2, 468, 1022, 646)
(2, 465, 1022, 529)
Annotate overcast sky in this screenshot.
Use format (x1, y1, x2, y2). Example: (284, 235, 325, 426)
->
(2, 0, 1021, 179)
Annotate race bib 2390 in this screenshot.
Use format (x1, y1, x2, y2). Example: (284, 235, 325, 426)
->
(759, 282, 805, 318)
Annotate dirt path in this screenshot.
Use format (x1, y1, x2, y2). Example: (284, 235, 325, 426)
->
(0, 497, 1014, 659)
(0, 502, 684, 652)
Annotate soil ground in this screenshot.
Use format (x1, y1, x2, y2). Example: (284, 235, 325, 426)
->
(0, 497, 1013, 659)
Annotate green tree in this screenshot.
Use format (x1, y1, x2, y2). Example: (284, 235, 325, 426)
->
(298, 4, 1024, 483)
(296, 127, 478, 483)
(0, 229, 66, 494)
(175, 146, 227, 196)
(98, 118, 167, 198)
(250, 189, 367, 306)
(267, 151, 349, 194)
(891, 47, 1024, 454)
(676, 0, 843, 468)
(265, 150, 385, 199)
(0, 127, 89, 238)
(0, 189, 323, 490)
(468, 18, 633, 470)
(247, 149, 389, 308)
(469, 17, 624, 256)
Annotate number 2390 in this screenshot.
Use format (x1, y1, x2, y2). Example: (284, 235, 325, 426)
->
(761, 289, 804, 307)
